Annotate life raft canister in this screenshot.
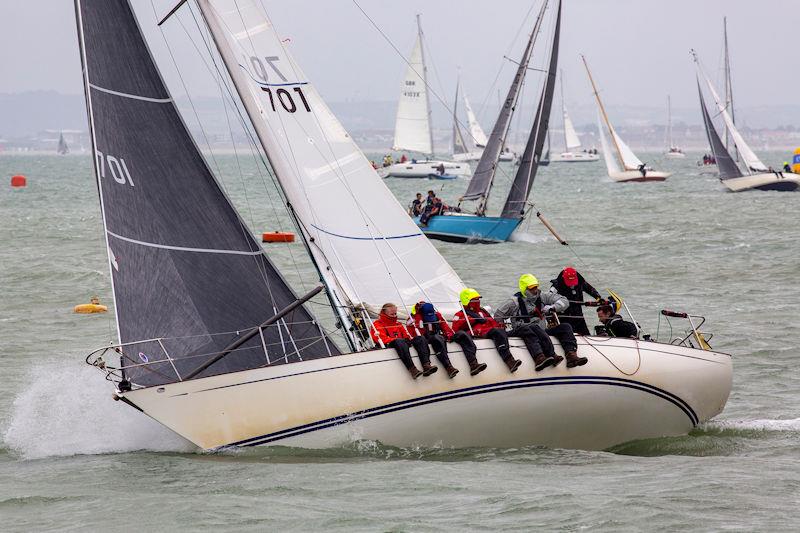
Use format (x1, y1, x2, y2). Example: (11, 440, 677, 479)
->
(262, 231, 295, 243)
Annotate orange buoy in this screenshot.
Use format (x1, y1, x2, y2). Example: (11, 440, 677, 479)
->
(10, 175, 26, 188)
(262, 231, 295, 243)
(74, 296, 108, 314)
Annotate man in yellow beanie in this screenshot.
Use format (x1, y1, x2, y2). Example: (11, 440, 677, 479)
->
(494, 274, 587, 368)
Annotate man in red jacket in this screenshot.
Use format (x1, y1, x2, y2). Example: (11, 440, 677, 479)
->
(409, 302, 487, 377)
(370, 303, 437, 379)
(452, 289, 522, 373)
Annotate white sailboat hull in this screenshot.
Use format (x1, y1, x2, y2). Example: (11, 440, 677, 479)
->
(550, 151, 600, 163)
(665, 151, 686, 159)
(119, 337, 731, 451)
(378, 160, 472, 178)
(453, 150, 516, 163)
(721, 172, 800, 192)
(609, 170, 671, 182)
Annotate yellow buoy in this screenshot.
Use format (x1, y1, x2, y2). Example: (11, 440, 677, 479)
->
(74, 296, 108, 314)
(792, 147, 800, 174)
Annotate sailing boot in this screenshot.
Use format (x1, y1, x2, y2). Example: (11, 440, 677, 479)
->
(565, 350, 588, 368)
(422, 362, 439, 376)
(469, 362, 488, 376)
(533, 353, 555, 371)
(409, 366, 423, 379)
(550, 353, 564, 367)
(445, 365, 460, 379)
(504, 356, 522, 373)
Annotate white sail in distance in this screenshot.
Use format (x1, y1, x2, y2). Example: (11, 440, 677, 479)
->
(597, 112, 621, 175)
(392, 18, 433, 155)
(563, 108, 581, 150)
(197, 0, 464, 318)
(463, 93, 488, 148)
(699, 68, 767, 172)
(611, 128, 644, 169)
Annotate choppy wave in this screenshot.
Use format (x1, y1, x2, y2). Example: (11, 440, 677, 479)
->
(2, 359, 195, 459)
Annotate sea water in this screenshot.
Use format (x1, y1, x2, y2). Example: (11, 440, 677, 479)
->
(1, 153, 798, 530)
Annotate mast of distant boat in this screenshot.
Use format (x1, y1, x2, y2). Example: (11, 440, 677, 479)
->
(723, 16, 737, 161)
(417, 14, 434, 158)
(582, 55, 625, 170)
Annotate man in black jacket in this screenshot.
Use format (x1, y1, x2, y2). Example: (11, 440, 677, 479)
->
(595, 304, 638, 338)
(549, 267, 601, 335)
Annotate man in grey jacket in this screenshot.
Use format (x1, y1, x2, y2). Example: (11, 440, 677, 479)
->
(494, 274, 588, 368)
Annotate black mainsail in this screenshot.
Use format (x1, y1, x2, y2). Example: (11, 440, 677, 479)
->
(460, 1, 547, 213)
(75, 0, 338, 387)
(697, 79, 742, 180)
(500, 0, 561, 219)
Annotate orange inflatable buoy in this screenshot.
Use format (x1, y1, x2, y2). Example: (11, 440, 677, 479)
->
(74, 296, 108, 314)
(10, 175, 26, 188)
(262, 231, 295, 243)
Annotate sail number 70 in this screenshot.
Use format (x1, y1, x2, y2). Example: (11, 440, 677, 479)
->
(261, 87, 311, 113)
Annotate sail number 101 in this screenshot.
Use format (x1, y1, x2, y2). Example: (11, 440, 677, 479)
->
(261, 87, 311, 113)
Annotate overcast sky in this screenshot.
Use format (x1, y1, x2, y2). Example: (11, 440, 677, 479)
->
(1, 0, 797, 119)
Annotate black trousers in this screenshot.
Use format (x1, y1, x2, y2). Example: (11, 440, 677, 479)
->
(560, 314, 590, 336)
(449, 330, 479, 366)
(389, 337, 432, 370)
(484, 328, 515, 362)
(425, 334, 453, 367)
(510, 324, 555, 357)
(545, 323, 578, 352)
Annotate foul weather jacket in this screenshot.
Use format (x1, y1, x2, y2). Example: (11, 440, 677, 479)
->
(494, 290, 569, 330)
(370, 312, 412, 346)
(550, 271, 601, 321)
(408, 310, 455, 340)
(452, 307, 503, 338)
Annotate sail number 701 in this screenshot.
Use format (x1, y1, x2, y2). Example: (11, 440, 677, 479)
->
(261, 87, 311, 113)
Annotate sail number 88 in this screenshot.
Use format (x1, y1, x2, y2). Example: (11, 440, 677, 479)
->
(261, 87, 311, 113)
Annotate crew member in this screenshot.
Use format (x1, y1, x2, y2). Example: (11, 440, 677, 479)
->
(409, 302, 488, 377)
(452, 289, 522, 373)
(550, 267, 602, 335)
(370, 303, 437, 379)
(419, 193, 443, 226)
(637, 163, 647, 177)
(494, 274, 587, 368)
(409, 193, 424, 216)
(595, 304, 638, 338)
(783, 161, 792, 173)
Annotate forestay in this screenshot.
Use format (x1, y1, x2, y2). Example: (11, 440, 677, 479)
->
(463, 93, 488, 148)
(197, 0, 464, 317)
(697, 80, 742, 180)
(391, 18, 433, 155)
(462, 0, 547, 208)
(501, 0, 561, 220)
(700, 70, 767, 173)
(75, 0, 337, 388)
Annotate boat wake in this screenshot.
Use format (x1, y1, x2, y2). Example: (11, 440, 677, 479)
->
(2, 360, 195, 460)
(508, 230, 548, 244)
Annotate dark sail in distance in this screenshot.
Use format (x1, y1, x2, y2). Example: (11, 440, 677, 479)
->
(697, 79, 742, 180)
(501, 0, 562, 219)
(75, 0, 339, 387)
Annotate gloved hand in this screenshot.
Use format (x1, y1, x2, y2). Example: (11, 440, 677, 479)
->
(542, 305, 554, 314)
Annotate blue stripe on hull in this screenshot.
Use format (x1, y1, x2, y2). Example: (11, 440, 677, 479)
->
(414, 215, 521, 243)
(223, 376, 698, 449)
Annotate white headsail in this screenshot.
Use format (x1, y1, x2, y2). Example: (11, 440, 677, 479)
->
(610, 128, 644, 169)
(597, 112, 621, 175)
(463, 93, 488, 148)
(392, 16, 433, 155)
(197, 0, 464, 320)
(563, 108, 581, 151)
(699, 69, 767, 172)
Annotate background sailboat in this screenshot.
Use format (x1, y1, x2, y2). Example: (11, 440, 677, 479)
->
(57, 131, 69, 155)
(550, 73, 598, 163)
(80, 0, 732, 452)
(582, 55, 671, 183)
(664, 95, 685, 158)
(379, 15, 470, 179)
(452, 84, 516, 163)
(417, 0, 552, 243)
(693, 52, 799, 192)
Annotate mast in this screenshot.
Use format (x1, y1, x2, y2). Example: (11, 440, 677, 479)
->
(582, 55, 625, 170)
(417, 14, 434, 158)
(667, 95, 672, 149)
(722, 16, 737, 160)
(560, 71, 568, 152)
(461, 0, 547, 214)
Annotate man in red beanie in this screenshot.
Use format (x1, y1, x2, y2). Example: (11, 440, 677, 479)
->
(549, 267, 602, 335)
